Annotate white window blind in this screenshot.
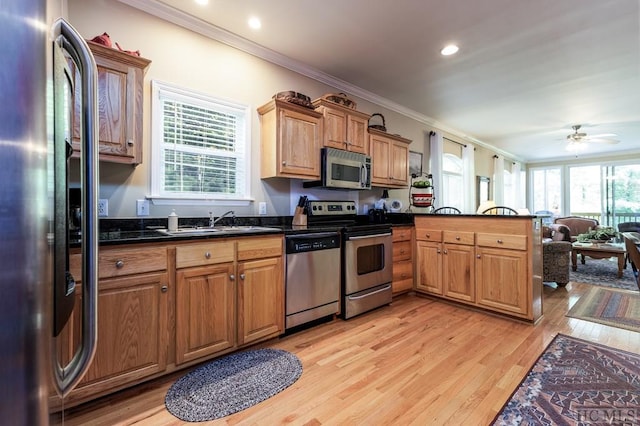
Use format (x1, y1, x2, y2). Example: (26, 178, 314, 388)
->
(151, 81, 250, 201)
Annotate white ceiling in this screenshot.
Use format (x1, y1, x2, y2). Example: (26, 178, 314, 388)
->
(127, 0, 640, 162)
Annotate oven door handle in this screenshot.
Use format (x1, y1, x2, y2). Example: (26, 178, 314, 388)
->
(347, 284, 392, 300)
(346, 232, 392, 240)
(287, 232, 340, 240)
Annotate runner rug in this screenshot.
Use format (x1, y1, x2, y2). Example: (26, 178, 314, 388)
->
(492, 334, 640, 425)
(567, 286, 640, 333)
(165, 348, 302, 422)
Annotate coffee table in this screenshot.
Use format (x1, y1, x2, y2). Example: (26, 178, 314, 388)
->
(571, 242, 626, 278)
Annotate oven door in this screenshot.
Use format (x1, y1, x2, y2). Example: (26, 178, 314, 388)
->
(343, 231, 393, 295)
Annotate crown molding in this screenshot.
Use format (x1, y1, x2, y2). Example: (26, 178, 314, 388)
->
(117, 0, 523, 162)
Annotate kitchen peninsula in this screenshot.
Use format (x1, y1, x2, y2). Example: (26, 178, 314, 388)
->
(413, 214, 543, 323)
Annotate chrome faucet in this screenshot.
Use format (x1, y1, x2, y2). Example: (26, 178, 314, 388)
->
(209, 210, 235, 227)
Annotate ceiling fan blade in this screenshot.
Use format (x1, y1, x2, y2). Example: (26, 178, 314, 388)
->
(584, 138, 619, 144)
(587, 133, 617, 138)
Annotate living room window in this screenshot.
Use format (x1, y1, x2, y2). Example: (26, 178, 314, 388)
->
(150, 80, 251, 204)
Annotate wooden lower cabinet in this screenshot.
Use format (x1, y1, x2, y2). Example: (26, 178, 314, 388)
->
(415, 240, 442, 294)
(175, 263, 235, 364)
(175, 235, 284, 365)
(414, 216, 542, 322)
(476, 246, 528, 316)
(53, 246, 169, 409)
(238, 256, 284, 345)
(442, 243, 475, 303)
(54, 235, 285, 410)
(392, 226, 414, 295)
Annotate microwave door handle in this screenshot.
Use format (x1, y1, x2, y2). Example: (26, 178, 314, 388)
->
(361, 163, 368, 187)
(52, 18, 99, 398)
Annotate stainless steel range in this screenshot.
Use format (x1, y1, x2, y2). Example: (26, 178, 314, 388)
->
(306, 200, 393, 319)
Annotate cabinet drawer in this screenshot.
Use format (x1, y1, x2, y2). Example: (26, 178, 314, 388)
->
(415, 228, 442, 242)
(476, 233, 527, 251)
(392, 226, 412, 242)
(393, 241, 412, 261)
(393, 260, 413, 282)
(70, 247, 168, 281)
(443, 231, 475, 245)
(176, 240, 235, 269)
(237, 236, 283, 261)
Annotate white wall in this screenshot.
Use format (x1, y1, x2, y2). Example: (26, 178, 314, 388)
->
(68, 0, 504, 219)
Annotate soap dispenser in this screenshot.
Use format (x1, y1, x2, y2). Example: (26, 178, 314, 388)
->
(168, 210, 178, 232)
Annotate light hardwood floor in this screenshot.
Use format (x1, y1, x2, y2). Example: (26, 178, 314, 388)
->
(54, 282, 640, 425)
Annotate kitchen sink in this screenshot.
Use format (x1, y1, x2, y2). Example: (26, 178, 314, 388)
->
(155, 226, 281, 236)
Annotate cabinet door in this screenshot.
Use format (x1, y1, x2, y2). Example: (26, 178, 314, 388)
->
(443, 243, 475, 302)
(415, 241, 443, 294)
(176, 263, 235, 364)
(71, 47, 148, 164)
(279, 108, 322, 177)
(237, 257, 284, 345)
(77, 272, 168, 389)
(346, 114, 368, 154)
(322, 107, 347, 149)
(389, 140, 409, 185)
(370, 133, 390, 186)
(476, 247, 529, 317)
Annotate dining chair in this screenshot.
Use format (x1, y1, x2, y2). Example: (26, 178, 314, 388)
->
(622, 234, 640, 291)
(432, 206, 462, 215)
(481, 206, 518, 215)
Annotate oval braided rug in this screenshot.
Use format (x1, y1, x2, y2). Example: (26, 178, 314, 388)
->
(165, 348, 302, 422)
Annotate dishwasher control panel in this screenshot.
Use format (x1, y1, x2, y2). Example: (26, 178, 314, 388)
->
(286, 233, 340, 254)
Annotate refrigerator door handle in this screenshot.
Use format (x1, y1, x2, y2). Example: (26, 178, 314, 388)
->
(52, 18, 99, 398)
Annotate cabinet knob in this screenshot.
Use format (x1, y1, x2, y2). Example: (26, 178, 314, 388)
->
(126, 139, 134, 146)
(400, 249, 405, 254)
(437, 249, 441, 254)
(230, 274, 235, 281)
(426, 234, 431, 238)
(443, 249, 448, 254)
(401, 273, 407, 278)
(240, 273, 245, 280)
(455, 236, 461, 240)
(115, 259, 124, 268)
(477, 254, 481, 259)
(205, 251, 211, 259)
(282, 161, 287, 165)
(496, 239, 503, 244)
(161, 285, 168, 293)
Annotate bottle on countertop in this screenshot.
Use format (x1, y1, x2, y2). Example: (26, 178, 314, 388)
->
(168, 209, 178, 231)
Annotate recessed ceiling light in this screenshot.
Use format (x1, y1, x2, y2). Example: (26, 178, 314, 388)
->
(194, 0, 208, 5)
(248, 16, 262, 30)
(440, 44, 459, 56)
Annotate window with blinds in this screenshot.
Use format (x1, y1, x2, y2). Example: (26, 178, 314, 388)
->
(151, 81, 250, 201)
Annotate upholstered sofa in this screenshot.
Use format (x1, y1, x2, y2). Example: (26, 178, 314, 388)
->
(554, 216, 599, 242)
(542, 224, 572, 286)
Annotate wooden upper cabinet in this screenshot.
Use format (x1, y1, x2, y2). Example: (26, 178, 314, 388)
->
(258, 99, 323, 179)
(71, 40, 151, 165)
(312, 99, 370, 154)
(369, 128, 411, 188)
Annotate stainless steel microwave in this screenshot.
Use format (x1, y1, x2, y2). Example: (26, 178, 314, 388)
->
(321, 147, 371, 190)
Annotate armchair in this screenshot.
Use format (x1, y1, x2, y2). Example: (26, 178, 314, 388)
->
(554, 216, 599, 242)
(542, 224, 572, 286)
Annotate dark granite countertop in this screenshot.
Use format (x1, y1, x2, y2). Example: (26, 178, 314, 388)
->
(72, 213, 415, 246)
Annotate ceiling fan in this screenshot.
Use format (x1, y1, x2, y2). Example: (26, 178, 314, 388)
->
(566, 124, 619, 145)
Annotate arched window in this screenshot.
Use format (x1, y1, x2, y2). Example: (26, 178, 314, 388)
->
(441, 153, 463, 210)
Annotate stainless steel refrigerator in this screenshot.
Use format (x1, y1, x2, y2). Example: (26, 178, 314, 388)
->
(0, 0, 99, 423)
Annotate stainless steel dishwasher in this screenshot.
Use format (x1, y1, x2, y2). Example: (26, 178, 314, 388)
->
(285, 232, 341, 329)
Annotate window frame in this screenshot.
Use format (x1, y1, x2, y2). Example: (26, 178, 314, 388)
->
(149, 80, 252, 206)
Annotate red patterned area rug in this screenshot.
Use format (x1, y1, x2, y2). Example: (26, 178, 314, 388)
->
(567, 286, 640, 333)
(492, 334, 640, 425)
